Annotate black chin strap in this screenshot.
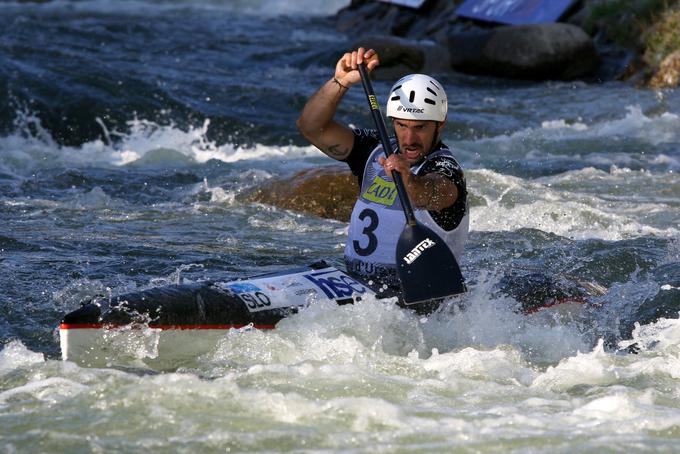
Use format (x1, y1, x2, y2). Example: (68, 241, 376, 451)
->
(424, 122, 445, 160)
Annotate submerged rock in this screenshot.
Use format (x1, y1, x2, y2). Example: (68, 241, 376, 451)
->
(242, 166, 358, 221)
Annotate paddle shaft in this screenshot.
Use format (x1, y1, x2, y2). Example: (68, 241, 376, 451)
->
(357, 63, 416, 226)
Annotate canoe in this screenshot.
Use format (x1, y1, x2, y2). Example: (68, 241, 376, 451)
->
(59, 261, 599, 368)
(59, 262, 386, 367)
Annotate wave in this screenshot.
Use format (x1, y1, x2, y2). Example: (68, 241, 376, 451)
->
(0, 113, 326, 175)
(3, 104, 679, 172)
(455, 105, 680, 175)
(1, 107, 678, 242)
(468, 167, 680, 240)
(0, 0, 351, 17)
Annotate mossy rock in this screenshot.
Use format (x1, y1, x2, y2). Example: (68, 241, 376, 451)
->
(243, 166, 359, 222)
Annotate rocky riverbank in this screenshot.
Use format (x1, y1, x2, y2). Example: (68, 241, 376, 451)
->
(332, 0, 680, 87)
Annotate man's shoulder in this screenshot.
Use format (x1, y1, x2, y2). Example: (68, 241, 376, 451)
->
(343, 127, 382, 182)
(351, 127, 379, 143)
(422, 147, 464, 179)
(346, 127, 381, 161)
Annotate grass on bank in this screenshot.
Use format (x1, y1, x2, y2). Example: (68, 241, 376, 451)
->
(584, 0, 680, 85)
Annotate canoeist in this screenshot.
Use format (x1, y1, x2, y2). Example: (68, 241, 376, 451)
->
(296, 47, 469, 289)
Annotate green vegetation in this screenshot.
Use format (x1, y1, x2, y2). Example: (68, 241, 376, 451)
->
(583, 0, 680, 84)
(584, 0, 676, 48)
(642, 6, 680, 66)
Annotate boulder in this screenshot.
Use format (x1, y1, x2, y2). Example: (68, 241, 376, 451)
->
(242, 166, 358, 222)
(447, 22, 599, 80)
(331, 0, 680, 85)
(334, 1, 600, 81)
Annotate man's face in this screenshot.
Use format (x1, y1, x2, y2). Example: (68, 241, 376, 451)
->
(392, 118, 443, 165)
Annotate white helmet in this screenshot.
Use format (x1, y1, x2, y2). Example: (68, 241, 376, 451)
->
(386, 74, 448, 122)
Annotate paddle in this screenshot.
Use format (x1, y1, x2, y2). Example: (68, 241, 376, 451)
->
(357, 63, 466, 305)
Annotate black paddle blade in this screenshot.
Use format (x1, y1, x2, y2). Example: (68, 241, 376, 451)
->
(396, 223, 466, 306)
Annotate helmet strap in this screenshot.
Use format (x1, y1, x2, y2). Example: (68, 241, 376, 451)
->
(428, 121, 445, 155)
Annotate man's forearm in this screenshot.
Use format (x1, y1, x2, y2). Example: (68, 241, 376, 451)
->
(406, 174, 458, 211)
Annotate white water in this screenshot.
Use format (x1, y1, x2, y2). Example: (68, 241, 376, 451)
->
(3, 107, 678, 243)
(2, 0, 680, 450)
(4, 295, 680, 451)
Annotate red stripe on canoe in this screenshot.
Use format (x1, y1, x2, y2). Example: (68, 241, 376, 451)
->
(59, 323, 277, 330)
(522, 297, 586, 315)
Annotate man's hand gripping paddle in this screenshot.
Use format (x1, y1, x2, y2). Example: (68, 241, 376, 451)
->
(357, 63, 466, 306)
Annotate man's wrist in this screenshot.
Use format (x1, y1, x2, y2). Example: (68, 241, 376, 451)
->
(333, 77, 350, 90)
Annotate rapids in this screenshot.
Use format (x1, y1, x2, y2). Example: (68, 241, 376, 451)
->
(1, 0, 679, 451)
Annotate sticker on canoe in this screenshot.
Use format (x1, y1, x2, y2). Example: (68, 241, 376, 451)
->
(225, 282, 261, 293)
(302, 268, 371, 300)
(221, 268, 372, 313)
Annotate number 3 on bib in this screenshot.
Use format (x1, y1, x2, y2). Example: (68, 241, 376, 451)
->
(352, 208, 378, 256)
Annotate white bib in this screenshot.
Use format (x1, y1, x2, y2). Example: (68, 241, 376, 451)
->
(344, 143, 469, 281)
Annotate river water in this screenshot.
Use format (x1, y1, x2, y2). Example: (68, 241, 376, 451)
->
(1, 1, 680, 452)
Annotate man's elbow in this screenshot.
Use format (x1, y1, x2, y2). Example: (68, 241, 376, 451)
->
(296, 115, 314, 142)
(298, 117, 327, 147)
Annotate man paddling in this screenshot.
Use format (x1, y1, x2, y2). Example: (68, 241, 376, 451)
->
(297, 47, 469, 292)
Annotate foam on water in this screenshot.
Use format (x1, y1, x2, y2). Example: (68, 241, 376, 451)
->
(246, 208, 343, 235)
(193, 276, 592, 376)
(68, 187, 116, 210)
(2, 4, 680, 449)
(619, 315, 680, 356)
(4, 290, 680, 450)
(0, 114, 322, 175)
(468, 168, 680, 240)
(548, 105, 680, 147)
(4, 102, 678, 172)
(429, 275, 592, 364)
(0, 341, 44, 372)
(114, 119, 320, 166)
(458, 105, 680, 172)
(4, 109, 676, 246)
(538, 106, 680, 146)
(2, 111, 677, 249)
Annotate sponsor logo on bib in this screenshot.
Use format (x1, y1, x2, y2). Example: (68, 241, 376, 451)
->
(362, 176, 397, 206)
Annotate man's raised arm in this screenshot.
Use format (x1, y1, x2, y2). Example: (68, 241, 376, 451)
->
(296, 47, 379, 160)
